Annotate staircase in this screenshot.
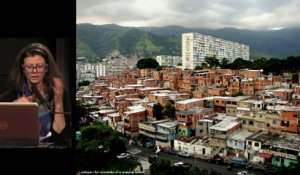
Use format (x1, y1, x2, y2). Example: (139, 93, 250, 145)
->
(212, 147, 223, 157)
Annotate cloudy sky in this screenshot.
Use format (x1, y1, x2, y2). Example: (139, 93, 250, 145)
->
(77, 0, 300, 30)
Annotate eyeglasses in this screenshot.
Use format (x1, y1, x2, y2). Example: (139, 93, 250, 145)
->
(22, 64, 48, 72)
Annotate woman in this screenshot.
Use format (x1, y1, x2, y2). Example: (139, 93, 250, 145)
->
(0, 43, 69, 146)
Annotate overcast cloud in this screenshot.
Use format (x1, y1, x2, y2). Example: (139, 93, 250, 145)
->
(77, 0, 300, 30)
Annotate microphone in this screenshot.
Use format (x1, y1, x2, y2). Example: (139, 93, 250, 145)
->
(31, 84, 52, 113)
(30, 84, 71, 115)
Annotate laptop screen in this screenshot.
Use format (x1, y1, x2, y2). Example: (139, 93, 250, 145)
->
(0, 102, 39, 147)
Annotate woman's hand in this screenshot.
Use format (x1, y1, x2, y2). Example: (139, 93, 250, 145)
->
(14, 96, 33, 102)
(52, 77, 64, 104)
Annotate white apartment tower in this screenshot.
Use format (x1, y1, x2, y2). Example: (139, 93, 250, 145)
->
(182, 32, 250, 70)
(95, 63, 106, 77)
(156, 55, 181, 67)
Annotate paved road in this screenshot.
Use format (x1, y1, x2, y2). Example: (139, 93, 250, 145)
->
(128, 145, 265, 175)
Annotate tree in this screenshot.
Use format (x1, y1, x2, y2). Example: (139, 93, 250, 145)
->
(78, 80, 90, 87)
(285, 56, 300, 73)
(285, 56, 300, 83)
(220, 58, 229, 69)
(136, 58, 159, 69)
(201, 62, 208, 69)
(194, 65, 202, 70)
(264, 57, 284, 75)
(188, 167, 201, 175)
(205, 56, 219, 68)
(251, 57, 268, 72)
(156, 65, 163, 71)
(76, 101, 95, 129)
(150, 158, 172, 175)
(76, 124, 127, 171)
(163, 103, 176, 120)
(153, 103, 163, 120)
(110, 159, 142, 172)
(230, 58, 251, 70)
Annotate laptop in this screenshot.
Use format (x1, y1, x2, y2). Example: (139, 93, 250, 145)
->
(0, 102, 39, 147)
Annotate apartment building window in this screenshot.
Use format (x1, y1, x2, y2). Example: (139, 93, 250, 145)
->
(294, 114, 298, 118)
(281, 121, 289, 127)
(254, 142, 259, 147)
(249, 121, 254, 125)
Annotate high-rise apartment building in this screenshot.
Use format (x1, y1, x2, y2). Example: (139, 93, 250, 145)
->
(156, 55, 181, 67)
(182, 32, 250, 70)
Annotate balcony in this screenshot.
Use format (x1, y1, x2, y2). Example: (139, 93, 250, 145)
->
(237, 113, 252, 119)
(209, 139, 226, 147)
(226, 103, 237, 107)
(139, 130, 156, 138)
(237, 107, 251, 111)
(139, 123, 156, 132)
(156, 134, 168, 141)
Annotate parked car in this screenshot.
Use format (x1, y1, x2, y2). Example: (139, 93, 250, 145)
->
(207, 155, 224, 164)
(177, 151, 192, 158)
(174, 161, 192, 168)
(237, 170, 254, 175)
(229, 157, 252, 169)
(253, 164, 278, 174)
(117, 153, 130, 159)
(164, 149, 177, 155)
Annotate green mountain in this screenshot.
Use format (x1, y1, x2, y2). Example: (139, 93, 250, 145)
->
(77, 23, 180, 60)
(76, 38, 98, 59)
(77, 23, 300, 61)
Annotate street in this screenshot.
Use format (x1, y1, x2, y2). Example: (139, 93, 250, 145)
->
(128, 145, 265, 175)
